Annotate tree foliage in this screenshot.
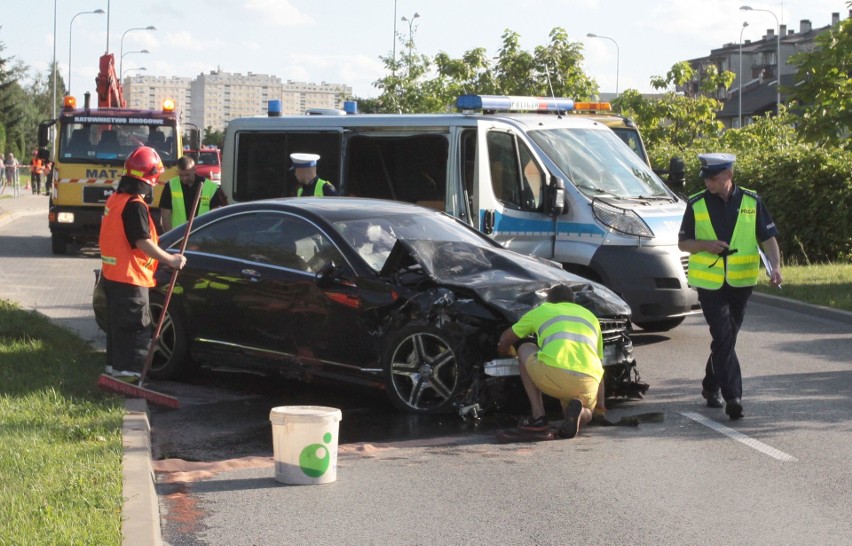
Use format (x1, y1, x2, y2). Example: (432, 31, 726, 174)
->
(785, 17, 852, 149)
(614, 61, 734, 149)
(370, 27, 598, 113)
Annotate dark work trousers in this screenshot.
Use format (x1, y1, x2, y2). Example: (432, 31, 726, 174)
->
(31, 173, 41, 194)
(104, 278, 152, 372)
(698, 284, 753, 401)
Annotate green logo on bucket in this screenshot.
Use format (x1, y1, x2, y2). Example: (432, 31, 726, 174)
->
(299, 432, 333, 478)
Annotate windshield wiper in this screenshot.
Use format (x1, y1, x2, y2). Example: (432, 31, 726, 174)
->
(634, 195, 675, 201)
(575, 184, 622, 199)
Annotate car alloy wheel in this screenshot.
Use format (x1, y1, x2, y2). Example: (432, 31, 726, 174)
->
(384, 324, 461, 414)
(147, 300, 192, 380)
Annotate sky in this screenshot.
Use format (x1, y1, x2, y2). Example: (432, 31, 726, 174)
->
(1, 0, 848, 103)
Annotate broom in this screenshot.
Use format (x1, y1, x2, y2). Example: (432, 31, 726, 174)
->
(97, 178, 206, 409)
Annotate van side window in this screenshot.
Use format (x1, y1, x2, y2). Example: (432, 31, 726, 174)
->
(486, 131, 544, 212)
(345, 134, 448, 209)
(234, 132, 340, 201)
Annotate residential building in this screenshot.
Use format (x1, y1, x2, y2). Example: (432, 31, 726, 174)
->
(681, 11, 848, 128)
(123, 75, 192, 121)
(281, 80, 352, 115)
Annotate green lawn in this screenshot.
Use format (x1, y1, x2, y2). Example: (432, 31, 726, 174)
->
(754, 262, 852, 312)
(0, 300, 123, 545)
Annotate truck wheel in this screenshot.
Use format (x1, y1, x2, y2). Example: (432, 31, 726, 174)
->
(634, 317, 685, 332)
(51, 234, 67, 255)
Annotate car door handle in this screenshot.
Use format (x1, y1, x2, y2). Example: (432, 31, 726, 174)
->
(240, 269, 262, 282)
(483, 209, 495, 235)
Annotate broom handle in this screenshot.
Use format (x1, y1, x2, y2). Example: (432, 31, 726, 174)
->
(139, 180, 206, 386)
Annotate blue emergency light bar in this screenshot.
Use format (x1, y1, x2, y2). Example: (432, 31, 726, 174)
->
(456, 94, 575, 113)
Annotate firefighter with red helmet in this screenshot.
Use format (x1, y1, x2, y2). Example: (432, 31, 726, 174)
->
(99, 147, 187, 377)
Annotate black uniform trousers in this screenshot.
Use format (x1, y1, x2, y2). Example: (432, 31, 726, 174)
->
(698, 283, 753, 402)
(104, 278, 152, 372)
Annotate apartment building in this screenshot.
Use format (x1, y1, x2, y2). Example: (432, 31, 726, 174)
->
(281, 80, 352, 115)
(683, 10, 848, 128)
(123, 75, 193, 121)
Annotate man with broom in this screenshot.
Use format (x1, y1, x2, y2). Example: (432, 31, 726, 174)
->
(99, 147, 186, 379)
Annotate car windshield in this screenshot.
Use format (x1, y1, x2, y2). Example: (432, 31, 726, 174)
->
(528, 127, 669, 199)
(198, 151, 219, 165)
(331, 211, 490, 272)
(59, 122, 178, 165)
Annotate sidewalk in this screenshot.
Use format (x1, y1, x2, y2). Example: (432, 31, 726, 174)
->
(0, 191, 48, 227)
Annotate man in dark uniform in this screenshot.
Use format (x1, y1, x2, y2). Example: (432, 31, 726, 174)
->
(678, 153, 782, 420)
(291, 153, 338, 196)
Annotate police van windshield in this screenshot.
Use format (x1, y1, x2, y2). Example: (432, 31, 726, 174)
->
(529, 128, 669, 199)
(59, 123, 178, 165)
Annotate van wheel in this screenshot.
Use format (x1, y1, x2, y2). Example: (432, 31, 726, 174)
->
(51, 234, 67, 255)
(383, 323, 462, 414)
(634, 317, 685, 332)
(147, 299, 195, 380)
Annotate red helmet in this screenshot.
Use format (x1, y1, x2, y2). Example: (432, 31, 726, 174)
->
(124, 146, 164, 186)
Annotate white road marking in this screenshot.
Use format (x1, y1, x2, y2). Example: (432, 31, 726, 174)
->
(681, 412, 798, 462)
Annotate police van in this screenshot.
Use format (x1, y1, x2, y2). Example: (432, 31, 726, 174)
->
(220, 95, 700, 331)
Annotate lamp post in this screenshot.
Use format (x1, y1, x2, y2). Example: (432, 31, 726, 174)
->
(52, 0, 58, 118)
(120, 26, 157, 84)
(587, 33, 620, 96)
(68, 9, 106, 95)
(738, 21, 749, 128)
(400, 13, 420, 78)
(121, 66, 147, 81)
(392, 0, 398, 78)
(121, 49, 150, 71)
(740, 5, 781, 114)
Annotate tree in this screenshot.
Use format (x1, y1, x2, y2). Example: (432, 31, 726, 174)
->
(372, 27, 598, 114)
(202, 126, 224, 148)
(615, 61, 734, 149)
(786, 16, 852, 149)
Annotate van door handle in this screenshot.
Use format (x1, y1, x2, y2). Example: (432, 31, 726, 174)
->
(241, 269, 262, 282)
(483, 209, 495, 235)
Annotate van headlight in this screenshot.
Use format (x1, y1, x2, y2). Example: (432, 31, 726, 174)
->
(592, 199, 654, 238)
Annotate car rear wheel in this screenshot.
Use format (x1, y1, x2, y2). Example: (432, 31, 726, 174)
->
(383, 323, 462, 414)
(147, 299, 194, 380)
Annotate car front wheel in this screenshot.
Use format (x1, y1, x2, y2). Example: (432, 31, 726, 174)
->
(383, 323, 462, 414)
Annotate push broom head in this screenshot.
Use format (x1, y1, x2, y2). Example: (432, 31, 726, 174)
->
(96, 374, 180, 409)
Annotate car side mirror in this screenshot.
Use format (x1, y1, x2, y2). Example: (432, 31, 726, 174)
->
(316, 260, 341, 288)
(667, 156, 685, 189)
(546, 177, 566, 216)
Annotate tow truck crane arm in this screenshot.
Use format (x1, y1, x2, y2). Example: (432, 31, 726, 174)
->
(96, 53, 125, 108)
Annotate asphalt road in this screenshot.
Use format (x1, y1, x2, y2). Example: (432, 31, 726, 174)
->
(2, 204, 850, 545)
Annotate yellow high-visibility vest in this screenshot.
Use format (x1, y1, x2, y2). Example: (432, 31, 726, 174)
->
(167, 177, 219, 227)
(687, 191, 760, 289)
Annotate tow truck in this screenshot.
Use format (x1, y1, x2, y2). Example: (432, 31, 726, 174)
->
(37, 53, 188, 253)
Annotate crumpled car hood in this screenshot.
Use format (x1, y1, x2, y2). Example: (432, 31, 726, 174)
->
(398, 239, 632, 321)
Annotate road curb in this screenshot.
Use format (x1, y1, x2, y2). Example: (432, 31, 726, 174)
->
(122, 399, 162, 546)
(752, 291, 852, 326)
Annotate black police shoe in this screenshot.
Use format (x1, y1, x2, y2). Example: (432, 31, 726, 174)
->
(725, 398, 744, 420)
(702, 388, 724, 408)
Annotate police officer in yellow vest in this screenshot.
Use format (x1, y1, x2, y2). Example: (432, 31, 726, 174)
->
(159, 155, 228, 231)
(290, 153, 338, 196)
(498, 284, 606, 439)
(678, 153, 782, 420)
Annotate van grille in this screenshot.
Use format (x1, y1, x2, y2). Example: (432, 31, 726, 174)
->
(680, 254, 690, 277)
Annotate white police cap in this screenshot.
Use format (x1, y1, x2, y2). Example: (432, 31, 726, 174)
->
(698, 153, 736, 178)
(290, 153, 320, 169)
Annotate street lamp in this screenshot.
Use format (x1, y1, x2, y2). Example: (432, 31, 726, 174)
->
(52, 0, 58, 119)
(120, 26, 157, 83)
(738, 21, 750, 128)
(400, 13, 420, 77)
(587, 33, 620, 96)
(121, 66, 147, 81)
(68, 9, 106, 95)
(392, 0, 398, 78)
(121, 49, 150, 68)
(740, 5, 781, 114)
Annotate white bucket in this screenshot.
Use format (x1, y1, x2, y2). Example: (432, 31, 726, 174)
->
(269, 405, 342, 485)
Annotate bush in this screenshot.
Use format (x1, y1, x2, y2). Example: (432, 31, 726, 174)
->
(649, 124, 852, 264)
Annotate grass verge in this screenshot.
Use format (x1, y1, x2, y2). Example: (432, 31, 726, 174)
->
(754, 262, 852, 312)
(0, 300, 123, 545)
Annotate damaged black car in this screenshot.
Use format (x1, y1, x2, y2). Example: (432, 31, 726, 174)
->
(96, 197, 646, 416)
